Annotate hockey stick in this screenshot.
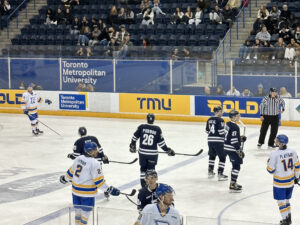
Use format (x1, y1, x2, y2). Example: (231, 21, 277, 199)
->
(239, 119, 246, 150)
(28, 114, 62, 136)
(120, 189, 137, 196)
(125, 195, 138, 206)
(158, 149, 203, 157)
(107, 158, 138, 165)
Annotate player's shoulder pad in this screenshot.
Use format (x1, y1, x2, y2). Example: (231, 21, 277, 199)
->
(142, 203, 155, 213)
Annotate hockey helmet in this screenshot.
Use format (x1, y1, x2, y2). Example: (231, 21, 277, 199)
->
(78, 127, 87, 136)
(145, 169, 158, 178)
(147, 113, 155, 124)
(155, 183, 174, 198)
(213, 105, 222, 113)
(84, 141, 97, 155)
(229, 110, 240, 119)
(276, 134, 288, 145)
(270, 87, 277, 92)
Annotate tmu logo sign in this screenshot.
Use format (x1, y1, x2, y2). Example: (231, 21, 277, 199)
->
(137, 97, 171, 110)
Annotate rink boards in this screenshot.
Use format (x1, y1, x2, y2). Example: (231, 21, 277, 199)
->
(0, 89, 299, 126)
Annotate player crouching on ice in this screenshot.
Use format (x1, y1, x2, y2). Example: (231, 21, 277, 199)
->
(60, 142, 120, 225)
(267, 135, 300, 225)
(135, 184, 181, 225)
(224, 110, 247, 192)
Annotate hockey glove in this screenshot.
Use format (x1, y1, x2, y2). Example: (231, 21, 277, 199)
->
(295, 178, 299, 185)
(241, 136, 247, 142)
(129, 143, 136, 153)
(45, 99, 52, 105)
(107, 186, 120, 196)
(236, 149, 245, 159)
(167, 147, 175, 156)
(23, 110, 28, 115)
(102, 155, 109, 164)
(104, 190, 110, 198)
(59, 175, 68, 184)
(67, 153, 76, 160)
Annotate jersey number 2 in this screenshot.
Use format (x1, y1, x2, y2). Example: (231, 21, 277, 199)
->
(142, 134, 154, 146)
(74, 164, 83, 178)
(281, 158, 293, 171)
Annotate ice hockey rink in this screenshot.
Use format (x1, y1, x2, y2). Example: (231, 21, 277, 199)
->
(0, 113, 300, 225)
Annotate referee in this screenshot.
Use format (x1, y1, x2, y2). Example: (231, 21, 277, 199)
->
(257, 88, 285, 149)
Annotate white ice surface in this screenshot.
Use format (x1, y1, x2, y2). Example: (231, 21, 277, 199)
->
(0, 113, 299, 225)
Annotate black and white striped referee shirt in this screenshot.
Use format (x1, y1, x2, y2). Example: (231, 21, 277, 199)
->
(259, 95, 285, 116)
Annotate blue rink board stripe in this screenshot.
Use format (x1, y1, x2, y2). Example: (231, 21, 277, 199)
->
(25, 132, 257, 225)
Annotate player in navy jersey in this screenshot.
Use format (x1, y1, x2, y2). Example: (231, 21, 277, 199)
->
(206, 105, 228, 181)
(224, 110, 247, 192)
(137, 170, 159, 211)
(129, 114, 175, 187)
(67, 127, 109, 164)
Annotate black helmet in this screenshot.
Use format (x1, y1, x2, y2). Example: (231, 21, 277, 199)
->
(78, 127, 87, 136)
(213, 105, 222, 113)
(229, 110, 239, 118)
(147, 113, 155, 124)
(270, 87, 277, 92)
(145, 169, 158, 178)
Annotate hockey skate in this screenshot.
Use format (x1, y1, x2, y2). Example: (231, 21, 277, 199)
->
(36, 129, 44, 134)
(32, 130, 39, 136)
(287, 213, 291, 225)
(268, 145, 276, 149)
(279, 218, 289, 225)
(218, 173, 228, 181)
(229, 182, 242, 193)
(208, 170, 215, 179)
(257, 143, 262, 149)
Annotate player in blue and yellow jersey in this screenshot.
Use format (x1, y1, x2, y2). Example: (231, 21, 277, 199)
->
(267, 134, 300, 225)
(60, 142, 120, 225)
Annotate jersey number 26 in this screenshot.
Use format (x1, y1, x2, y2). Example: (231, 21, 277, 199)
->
(142, 134, 154, 146)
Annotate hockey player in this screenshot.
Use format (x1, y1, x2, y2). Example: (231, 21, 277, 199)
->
(137, 169, 159, 211)
(129, 113, 175, 187)
(267, 134, 300, 225)
(60, 142, 120, 225)
(135, 183, 181, 225)
(206, 105, 227, 181)
(67, 127, 109, 164)
(224, 110, 247, 192)
(21, 86, 44, 135)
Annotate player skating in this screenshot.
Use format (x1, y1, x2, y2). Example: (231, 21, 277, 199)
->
(67, 127, 109, 164)
(137, 169, 160, 211)
(267, 135, 300, 225)
(60, 142, 120, 225)
(206, 105, 227, 181)
(224, 110, 247, 192)
(129, 114, 175, 187)
(135, 183, 181, 225)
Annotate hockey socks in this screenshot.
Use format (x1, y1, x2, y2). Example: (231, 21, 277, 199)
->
(278, 200, 289, 220)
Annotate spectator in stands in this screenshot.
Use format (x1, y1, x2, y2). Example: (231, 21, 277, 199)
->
(279, 4, 291, 22)
(107, 5, 118, 26)
(251, 18, 263, 35)
(119, 34, 133, 57)
(77, 26, 91, 46)
(118, 7, 126, 25)
(197, 0, 208, 12)
(287, 13, 298, 30)
(189, 7, 202, 25)
(293, 26, 300, 44)
(86, 84, 95, 92)
(242, 88, 253, 97)
(171, 7, 184, 24)
(223, 5, 234, 28)
(218, 0, 228, 9)
(252, 39, 262, 59)
(109, 26, 119, 40)
(279, 26, 292, 45)
(140, 0, 153, 14)
(70, 0, 80, 7)
(264, 16, 278, 35)
(116, 25, 129, 45)
(182, 47, 191, 59)
(76, 82, 86, 91)
(90, 17, 98, 31)
(204, 85, 211, 95)
(209, 5, 223, 24)
(273, 37, 286, 59)
(142, 38, 152, 57)
(2, 0, 11, 15)
(125, 6, 134, 24)
(106, 38, 119, 57)
(142, 7, 154, 25)
(152, 0, 165, 15)
(97, 19, 106, 32)
(183, 6, 193, 24)
(30, 82, 43, 90)
(290, 38, 300, 49)
(257, 5, 269, 21)
(70, 17, 81, 35)
(143, 38, 151, 47)
(81, 16, 89, 28)
(261, 40, 273, 59)
(89, 27, 101, 46)
(226, 86, 240, 96)
(55, 8, 65, 25)
(19, 81, 27, 90)
(255, 83, 265, 96)
(216, 85, 225, 95)
(171, 48, 179, 60)
(64, 8, 73, 25)
(269, 5, 281, 21)
(280, 86, 292, 98)
(227, 0, 240, 16)
(45, 8, 56, 25)
(240, 39, 252, 59)
(284, 44, 296, 61)
(99, 27, 111, 45)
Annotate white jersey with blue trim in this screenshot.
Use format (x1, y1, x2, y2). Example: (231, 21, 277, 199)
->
(65, 155, 107, 197)
(136, 203, 181, 225)
(21, 91, 42, 114)
(267, 148, 300, 188)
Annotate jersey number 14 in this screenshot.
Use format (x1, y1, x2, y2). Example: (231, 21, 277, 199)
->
(281, 158, 294, 171)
